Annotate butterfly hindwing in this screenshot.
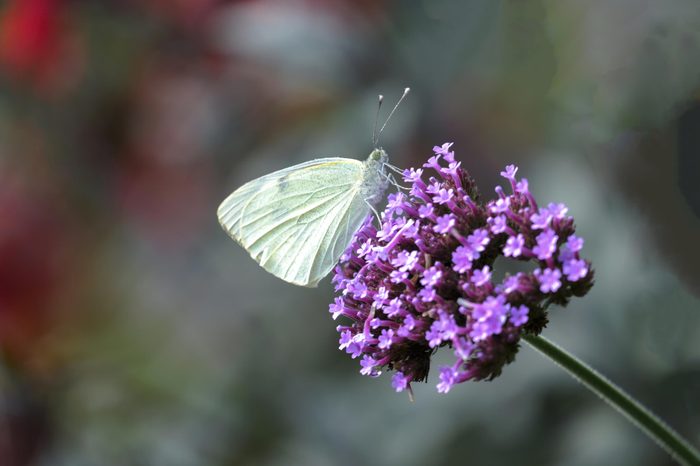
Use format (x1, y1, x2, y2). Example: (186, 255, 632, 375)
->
(217, 158, 370, 287)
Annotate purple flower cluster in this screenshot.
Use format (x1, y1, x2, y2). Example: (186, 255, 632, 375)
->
(330, 143, 594, 394)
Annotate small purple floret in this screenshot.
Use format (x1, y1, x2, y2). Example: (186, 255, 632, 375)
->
(436, 366, 457, 394)
(378, 328, 394, 349)
(452, 245, 474, 273)
(501, 274, 521, 294)
(548, 202, 569, 219)
(504, 233, 525, 257)
(537, 268, 562, 293)
(392, 372, 410, 392)
(490, 197, 511, 214)
(360, 355, 379, 376)
(533, 229, 558, 260)
(510, 305, 529, 326)
(467, 228, 490, 252)
(418, 203, 434, 218)
(433, 188, 454, 205)
(500, 164, 518, 180)
(421, 265, 443, 288)
(530, 209, 552, 230)
(433, 142, 454, 157)
(563, 259, 588, 281)
(488, 215, 507, 234)
(567, 235, 584, 252)
(471, 265, 492, 287)
(434, 214, 456, 234)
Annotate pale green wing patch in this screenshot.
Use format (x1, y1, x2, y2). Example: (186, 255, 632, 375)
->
(217, 158, 369, 287)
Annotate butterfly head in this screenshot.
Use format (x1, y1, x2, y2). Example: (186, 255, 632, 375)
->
(368, 148, 389, 165)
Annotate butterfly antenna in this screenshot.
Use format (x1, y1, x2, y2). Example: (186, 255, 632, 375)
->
(376, 87, 410, 145)
(372, 94, 384, 147)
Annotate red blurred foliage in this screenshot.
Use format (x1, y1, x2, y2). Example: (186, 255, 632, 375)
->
(0, 171, 75, 365)
(113, 59, 220, 247)
(0, 0, 83, 95)
(115, 158, 215, 247)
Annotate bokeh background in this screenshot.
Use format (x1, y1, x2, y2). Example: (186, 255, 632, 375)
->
(1, 0, 699, 465)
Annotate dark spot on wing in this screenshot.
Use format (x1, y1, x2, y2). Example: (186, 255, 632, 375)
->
(277, 174, 290, 192)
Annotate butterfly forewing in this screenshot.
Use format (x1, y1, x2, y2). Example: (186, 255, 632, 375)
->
(217, 158, 370, 287)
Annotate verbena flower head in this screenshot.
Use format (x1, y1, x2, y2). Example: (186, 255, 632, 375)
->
(330, 143, 594, 394)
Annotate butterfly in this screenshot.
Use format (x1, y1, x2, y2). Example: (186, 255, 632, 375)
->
(216, 88, 409, 287)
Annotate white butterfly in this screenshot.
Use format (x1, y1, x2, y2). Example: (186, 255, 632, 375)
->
(217, 150, 389, 287)
(216, 89, 408, 287)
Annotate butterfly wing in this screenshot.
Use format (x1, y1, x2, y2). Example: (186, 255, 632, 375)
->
(217, 158, 370, 287)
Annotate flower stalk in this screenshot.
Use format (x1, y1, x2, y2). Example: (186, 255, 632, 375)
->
(523, 334, 700, 466)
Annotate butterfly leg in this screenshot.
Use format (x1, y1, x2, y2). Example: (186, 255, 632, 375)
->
(378, 169, 409, 192)
(363, 195, 382, 224)
(389, 173, 410, 192)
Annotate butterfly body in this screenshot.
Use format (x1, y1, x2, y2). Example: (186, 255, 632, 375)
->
(217, 149, 389, 287)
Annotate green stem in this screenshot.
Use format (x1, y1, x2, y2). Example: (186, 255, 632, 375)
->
(522, 334, 700, 466)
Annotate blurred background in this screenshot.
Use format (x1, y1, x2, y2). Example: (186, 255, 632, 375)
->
(0, 0, 699, 465)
